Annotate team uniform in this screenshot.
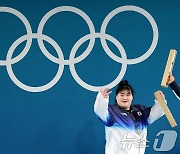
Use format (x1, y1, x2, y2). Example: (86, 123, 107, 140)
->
(94, 92, 165, 154)
(170, 80, 180, 99)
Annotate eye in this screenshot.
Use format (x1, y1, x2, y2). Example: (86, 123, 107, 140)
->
(118, 93, 123, 96)
(127, 93, 131, 96)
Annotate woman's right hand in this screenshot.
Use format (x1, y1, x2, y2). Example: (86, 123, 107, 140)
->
(100, 88, 112, 98)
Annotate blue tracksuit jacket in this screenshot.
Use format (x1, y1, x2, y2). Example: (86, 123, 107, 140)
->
(94, 92, 165, 154)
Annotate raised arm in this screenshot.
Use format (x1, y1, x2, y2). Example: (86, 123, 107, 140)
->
(94, 88, 113, 125)
(167, 72, 180, 99)
(148, 91, 166, 124)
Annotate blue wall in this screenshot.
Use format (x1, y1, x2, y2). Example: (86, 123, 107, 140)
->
(0, 0, 180, 153)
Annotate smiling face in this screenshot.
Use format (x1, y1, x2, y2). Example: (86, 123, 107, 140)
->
(116, 89, 133, 110)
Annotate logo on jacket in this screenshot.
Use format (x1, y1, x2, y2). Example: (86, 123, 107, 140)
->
(121, 113, 128, 116)
(137, 111, 142, 116)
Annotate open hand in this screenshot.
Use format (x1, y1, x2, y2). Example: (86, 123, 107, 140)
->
(100, 88, 112, 98)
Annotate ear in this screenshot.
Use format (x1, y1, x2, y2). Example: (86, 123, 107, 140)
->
(116, 95, 118, 100)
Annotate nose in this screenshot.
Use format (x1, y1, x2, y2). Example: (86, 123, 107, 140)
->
(123, 95, 128, 100)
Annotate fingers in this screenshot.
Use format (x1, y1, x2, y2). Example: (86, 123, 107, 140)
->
(167, 72, 175, 84)
(159, 91, 165, 99)
(155, 91, 165, 100)
(168, 72, 173, 80)
(100, 87, 112, 98)
(107, 91, 112, 95)
(100, 87, 108, 92)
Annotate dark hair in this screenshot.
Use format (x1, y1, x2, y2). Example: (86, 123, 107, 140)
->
(116, 80, 134, 96)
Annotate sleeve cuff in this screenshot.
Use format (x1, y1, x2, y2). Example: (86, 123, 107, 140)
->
(97, 92, 109, 103)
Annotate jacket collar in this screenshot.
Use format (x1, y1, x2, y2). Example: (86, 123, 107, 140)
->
(115, 103, 134, 114)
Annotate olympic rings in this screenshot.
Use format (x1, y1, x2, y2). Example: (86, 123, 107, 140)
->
(0, 7, 32, 66)
(6, 33, 64, 92)
(100, 5, 158, 65)
(37, 6, 96, 65)
(0, 5, 158, 92)
(69, 33, 127, 92)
